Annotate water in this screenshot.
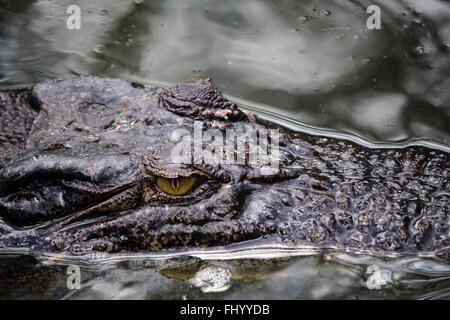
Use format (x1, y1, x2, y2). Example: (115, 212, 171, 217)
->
(1, 249, 449, 299)
(0, 0, 449, 299)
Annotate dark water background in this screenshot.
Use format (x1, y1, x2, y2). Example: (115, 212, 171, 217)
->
(0, 0, 449, 299)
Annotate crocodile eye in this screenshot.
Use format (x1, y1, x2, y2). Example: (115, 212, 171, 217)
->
(156, 176, 196, 195)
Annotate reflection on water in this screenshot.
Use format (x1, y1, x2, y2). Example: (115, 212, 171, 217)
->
(0, 0, 449, 299)
(0, 0, 449, 146)
(0, 251, 449, 299)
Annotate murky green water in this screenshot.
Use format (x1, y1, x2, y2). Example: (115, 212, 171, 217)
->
(0, 0, 449, 299)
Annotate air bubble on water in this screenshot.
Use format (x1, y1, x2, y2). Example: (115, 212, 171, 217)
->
(413, 46, 425, 55)
(365, 265, 394, 290)
(323, 10, 331, 16)
(99, 9, 108, 16)
(190, 265, 233, 293)
(93, 45, 104, 53)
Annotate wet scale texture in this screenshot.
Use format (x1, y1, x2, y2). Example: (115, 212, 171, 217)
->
(0, 76, 448, 258)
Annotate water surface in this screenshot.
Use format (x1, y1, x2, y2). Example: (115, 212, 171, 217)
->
(0, 0, 449, 299)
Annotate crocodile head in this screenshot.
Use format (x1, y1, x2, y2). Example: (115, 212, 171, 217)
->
(0, 76, 448, 257)
(0, 77, 291, 254)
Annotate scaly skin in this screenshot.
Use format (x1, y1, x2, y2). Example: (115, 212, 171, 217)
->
(0, 76, 448, 258)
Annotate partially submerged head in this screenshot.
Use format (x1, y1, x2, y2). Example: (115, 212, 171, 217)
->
(0, 76, 286, 255)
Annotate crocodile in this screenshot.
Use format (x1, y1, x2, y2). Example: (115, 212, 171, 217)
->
(0, 76, 448, 258)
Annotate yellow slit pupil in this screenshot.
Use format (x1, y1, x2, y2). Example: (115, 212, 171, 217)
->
(156, 176, 196, 195)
